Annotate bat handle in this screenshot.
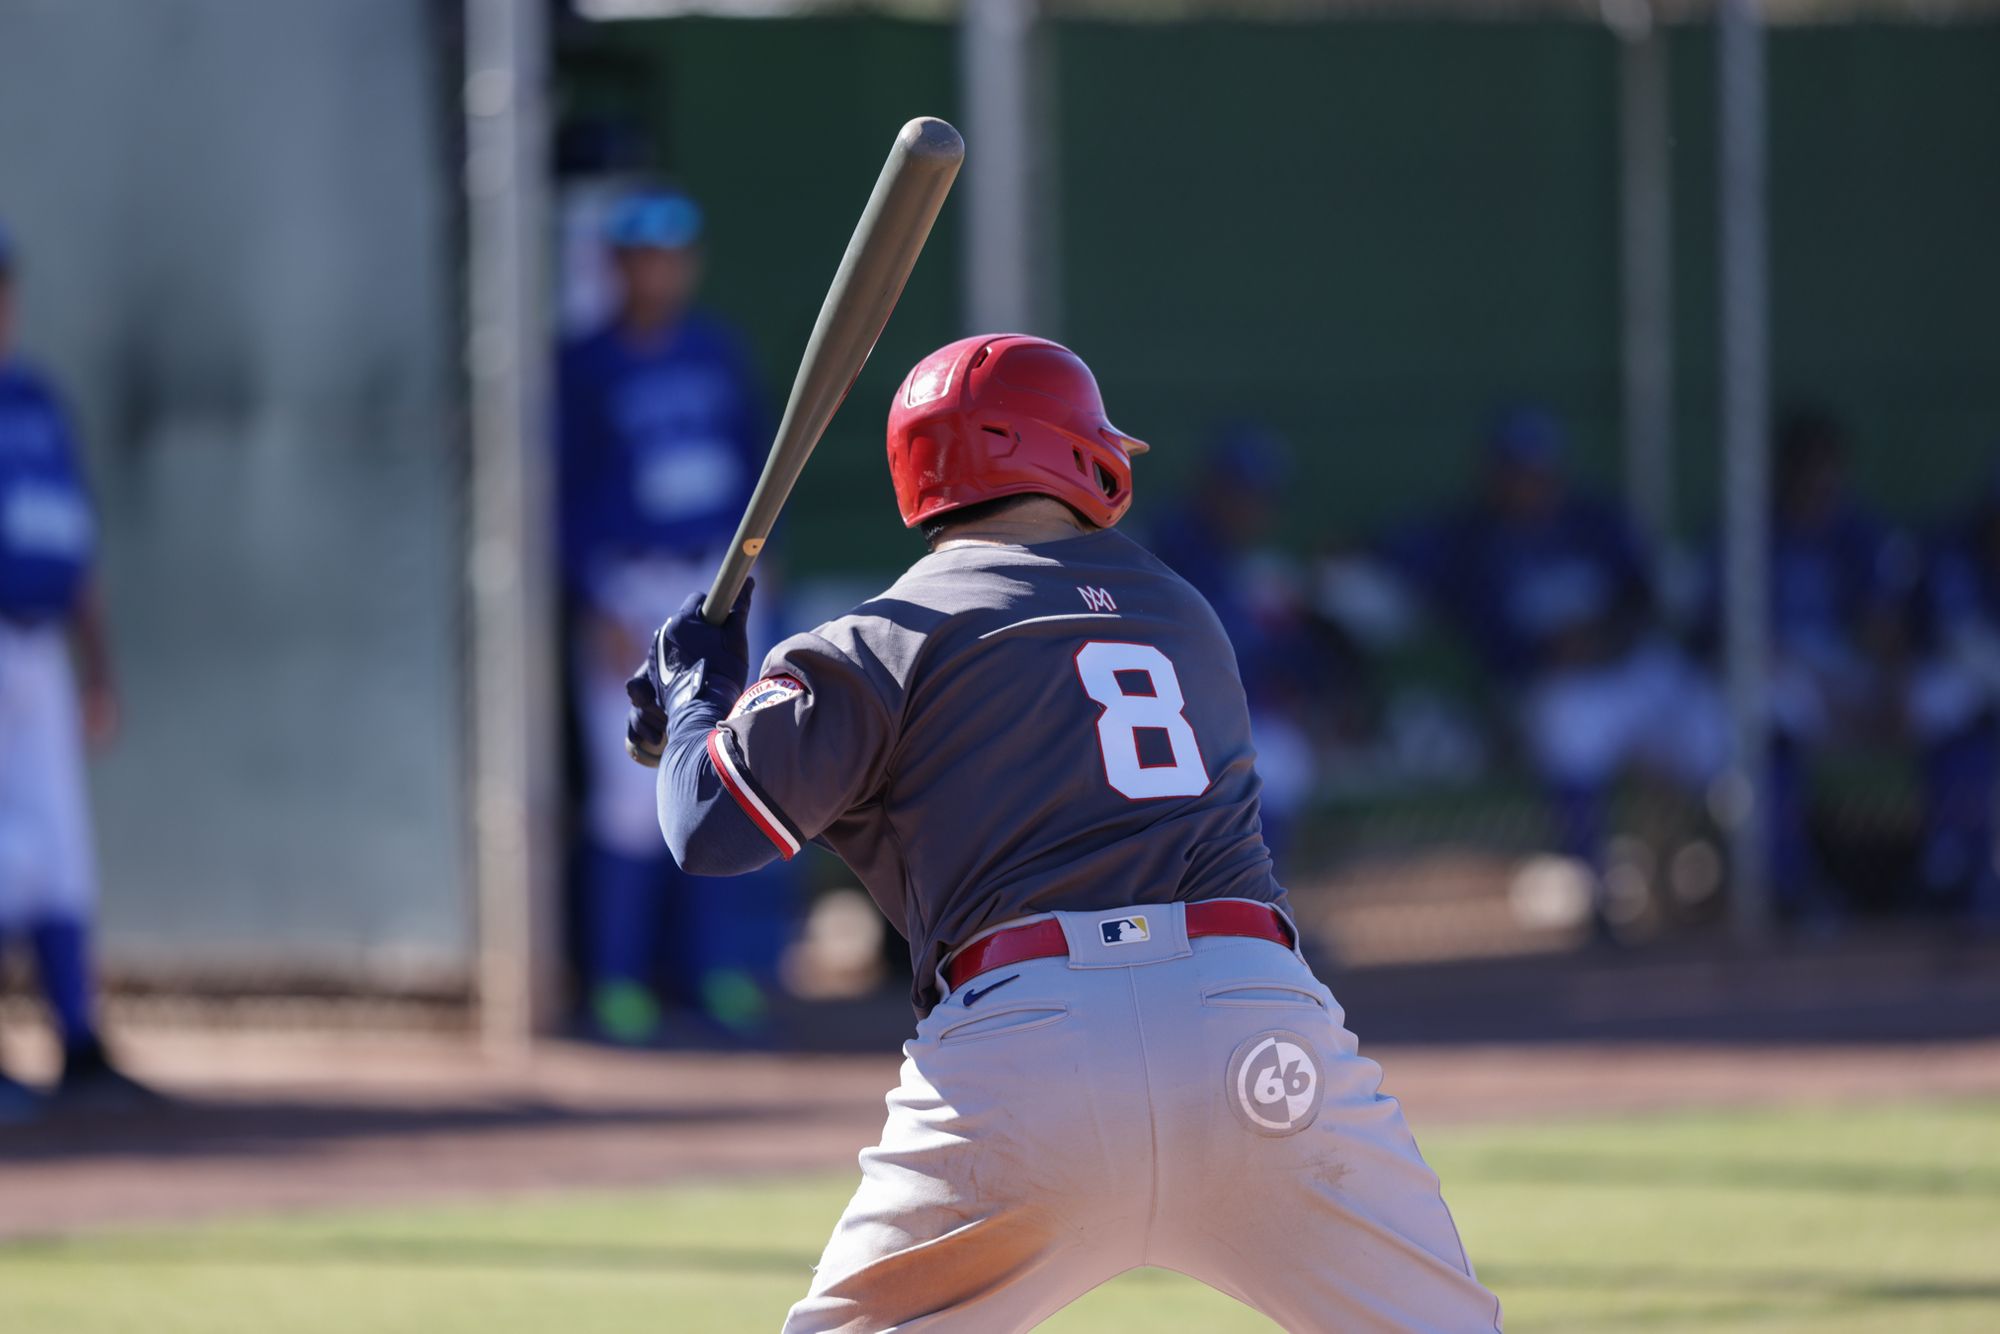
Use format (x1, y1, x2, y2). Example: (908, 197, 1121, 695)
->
(704, 536, 764, 624)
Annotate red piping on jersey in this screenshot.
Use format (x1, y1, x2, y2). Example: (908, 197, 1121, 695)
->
(943, 900, 1293, 992)
(707, 729, 799, 860)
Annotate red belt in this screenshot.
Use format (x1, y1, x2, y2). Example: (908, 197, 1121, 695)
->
(944, 900, 1293, 992)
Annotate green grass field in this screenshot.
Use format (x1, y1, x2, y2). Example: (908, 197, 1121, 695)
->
(6, 1100, 1997, 1333)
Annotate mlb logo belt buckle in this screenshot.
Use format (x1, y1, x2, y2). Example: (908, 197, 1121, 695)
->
(943, 900, 1293, 991)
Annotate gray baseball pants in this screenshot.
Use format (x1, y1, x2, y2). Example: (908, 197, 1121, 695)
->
(782, 900, 1502, 1332)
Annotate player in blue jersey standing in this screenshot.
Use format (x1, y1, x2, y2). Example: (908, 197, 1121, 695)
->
(0, 223, 150, 1120)
(557, 189, 787, 1041)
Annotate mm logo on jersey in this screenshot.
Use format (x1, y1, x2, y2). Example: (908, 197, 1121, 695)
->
(1099, 915, 1151, 945)
(729, 674, 806, 720)
(1076, 585, 1118, 613)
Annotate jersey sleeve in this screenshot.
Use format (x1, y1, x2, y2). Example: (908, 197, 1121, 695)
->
(709, 628, 900, 858)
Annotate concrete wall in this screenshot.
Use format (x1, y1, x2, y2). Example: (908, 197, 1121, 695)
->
(0, 0, 466, 982)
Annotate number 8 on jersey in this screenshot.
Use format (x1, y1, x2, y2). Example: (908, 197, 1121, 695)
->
(1074, 641, 1210, 799)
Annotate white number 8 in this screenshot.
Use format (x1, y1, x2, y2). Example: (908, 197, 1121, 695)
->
(1073, 641, 1210, 799)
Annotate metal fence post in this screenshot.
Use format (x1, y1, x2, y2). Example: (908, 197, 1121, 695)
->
(1616, 1, 1674, 554)
(961, 0, 1041, 333)
(1718, 0, 1773, 942)
(465, 0, 561, 1052)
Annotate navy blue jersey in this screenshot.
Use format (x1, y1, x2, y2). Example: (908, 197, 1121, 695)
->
(1911, 513, 2000, 651)
(1768, 506, 1906, 654)
(1148, 505, 1329, 713)
(709, 529, 1286, 1013)
(556, 312, 765, 590)
(0, 361, 94, 620)
(1382, 494, 1650, 679)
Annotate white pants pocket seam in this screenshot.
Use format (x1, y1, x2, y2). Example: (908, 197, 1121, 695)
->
(934, 1003, 1072, 1046)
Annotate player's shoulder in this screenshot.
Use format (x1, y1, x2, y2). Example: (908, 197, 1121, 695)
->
(774, 532, 1137, 685)
(674, 310, 758, 372)
(787, 565, 964, 697)
(897, 527, 1167, 594)
(757, 607, 928, 722)
(678, 307, 745, 346)
(895, 527, 1214, 635)
(0, 358, 66, 407)
(777, 529, 1229, 708)
(557, 324, 621, 377)
(0, 361, 78, 449)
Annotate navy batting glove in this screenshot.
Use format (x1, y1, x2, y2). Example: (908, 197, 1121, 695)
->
(624, 579, 754, 768)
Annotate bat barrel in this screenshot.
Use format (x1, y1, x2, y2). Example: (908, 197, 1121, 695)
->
(703, 117, 964, 624)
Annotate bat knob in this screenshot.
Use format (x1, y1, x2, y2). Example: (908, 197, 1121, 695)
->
(899, 116, 965, 164)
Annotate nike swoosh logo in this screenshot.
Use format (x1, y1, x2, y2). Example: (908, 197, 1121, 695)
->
(961, 974, 1022, 1007)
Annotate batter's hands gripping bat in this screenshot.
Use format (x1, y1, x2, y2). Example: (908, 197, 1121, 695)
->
(702, 116, 965, 626)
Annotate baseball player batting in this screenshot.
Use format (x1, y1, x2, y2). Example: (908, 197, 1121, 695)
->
(626, 335, 1501, 1331)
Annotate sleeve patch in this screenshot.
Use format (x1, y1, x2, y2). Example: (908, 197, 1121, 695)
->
(729, 673, 807, 719)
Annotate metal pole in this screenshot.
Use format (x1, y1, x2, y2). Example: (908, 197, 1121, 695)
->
(1616, 3, 1674, 552)
(1718, 0, 1772, 942)
(465, 0, 560, 1053)
(960, 0, 1038, 332)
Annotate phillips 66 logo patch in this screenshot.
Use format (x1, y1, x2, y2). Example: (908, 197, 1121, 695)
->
(1225, 1030, 1324, 1137)
(729, 674, 806, 720)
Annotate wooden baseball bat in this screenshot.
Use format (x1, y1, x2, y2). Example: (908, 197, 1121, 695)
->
(702, 116, 965, 625)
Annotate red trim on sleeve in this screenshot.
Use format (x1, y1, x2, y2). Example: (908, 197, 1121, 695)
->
(706, 729, 800, 860)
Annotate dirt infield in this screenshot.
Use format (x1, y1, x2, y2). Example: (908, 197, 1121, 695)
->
(4, 1029, 1999, 1241)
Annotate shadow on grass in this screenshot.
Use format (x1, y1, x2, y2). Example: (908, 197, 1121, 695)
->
(0, 1099, 797, 1166)
(14, 1233, 2000, 1320)
(4, 1232, 819, 1278)
(1459, 1150, 2000, 1196)
(1486, 1261, 2000, 1330)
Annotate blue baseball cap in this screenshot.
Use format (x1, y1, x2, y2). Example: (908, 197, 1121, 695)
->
(1486, 404, 1566, 469)
(605, 189, 702, 251)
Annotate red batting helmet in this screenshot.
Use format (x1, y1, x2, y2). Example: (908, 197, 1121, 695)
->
(886, 334, 1150, 530)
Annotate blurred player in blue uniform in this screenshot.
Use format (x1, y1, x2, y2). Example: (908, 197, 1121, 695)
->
(1902, 458, 2000, 925)
(557, 189, 787, 1041)
(1755, 411, 1913, 915)
(1149, 425, 1322, 858)
(0, 223, 150, 1119)
(1383, 407, 1726, 930)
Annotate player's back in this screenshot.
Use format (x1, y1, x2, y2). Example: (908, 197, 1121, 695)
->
(805, 527, 1284, 1008)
